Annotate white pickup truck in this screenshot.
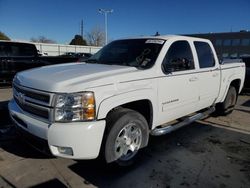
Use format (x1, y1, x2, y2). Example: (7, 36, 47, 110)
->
(9, 35, 245, 165)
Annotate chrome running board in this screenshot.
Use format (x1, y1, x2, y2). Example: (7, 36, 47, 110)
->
(150, 107, 215, 136)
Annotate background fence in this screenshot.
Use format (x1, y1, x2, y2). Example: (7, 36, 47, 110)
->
(33, 43, 102, 56)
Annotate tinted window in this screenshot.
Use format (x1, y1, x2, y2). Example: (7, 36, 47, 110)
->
(162, 41, 194, 72)
(232, 39, 240, 46)
(0, 43, 10, 57)
(223, 39, 231, 46)
(10, 44, 36, 56)
(241, 39, 250, 46)
(194, 42, 215, 68)
(230, 53, 238, 58)
(222, 53, 229, 58)
(88, 39, 164, 69)
(215, 39, 222, 46)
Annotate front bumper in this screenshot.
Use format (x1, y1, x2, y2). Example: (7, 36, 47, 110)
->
(8, 99, 106, 159)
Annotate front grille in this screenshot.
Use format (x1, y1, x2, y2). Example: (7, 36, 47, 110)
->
(14, 85, 50, 103)
(13, 83, 52, 122)
(15, 96, 49, 119)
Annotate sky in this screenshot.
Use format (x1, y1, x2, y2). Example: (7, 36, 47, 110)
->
(0, 0, 250, 44)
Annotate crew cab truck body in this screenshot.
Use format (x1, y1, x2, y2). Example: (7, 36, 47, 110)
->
(8, 36, 245, 165)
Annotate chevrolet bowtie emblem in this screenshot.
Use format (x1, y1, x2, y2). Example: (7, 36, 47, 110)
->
(17, 92, 25, 105)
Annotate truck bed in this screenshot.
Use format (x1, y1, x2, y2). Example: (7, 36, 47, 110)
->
(217, 60, 245, 103)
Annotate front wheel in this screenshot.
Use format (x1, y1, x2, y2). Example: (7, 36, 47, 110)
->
(104, 108, 149, 166)
(216, 86, 237, 115)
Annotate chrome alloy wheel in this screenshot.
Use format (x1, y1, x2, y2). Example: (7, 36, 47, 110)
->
(114, 122, 142, 161)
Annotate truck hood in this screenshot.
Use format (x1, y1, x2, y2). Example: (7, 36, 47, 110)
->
(15, 63, 138, 92)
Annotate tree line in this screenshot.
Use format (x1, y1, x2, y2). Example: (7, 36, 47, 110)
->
(0, 26, 105, 46)
(0, 31, 10, 40)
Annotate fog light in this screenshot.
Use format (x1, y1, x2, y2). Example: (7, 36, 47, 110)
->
(57, 146, 73, 156)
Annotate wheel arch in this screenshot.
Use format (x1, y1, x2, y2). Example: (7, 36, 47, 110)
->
(220, 77, 242, 103)
(230, 79, 241, 94)
(97, 90, 155, 130)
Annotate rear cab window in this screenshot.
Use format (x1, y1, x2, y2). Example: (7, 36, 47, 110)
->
(194, 41, 215, 68)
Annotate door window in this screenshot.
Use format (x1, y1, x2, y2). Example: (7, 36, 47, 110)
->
(194, 42, 215, 68)
(162, 41, 195, 73)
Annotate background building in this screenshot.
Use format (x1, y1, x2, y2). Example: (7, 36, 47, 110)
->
(187, 30, 250, 59)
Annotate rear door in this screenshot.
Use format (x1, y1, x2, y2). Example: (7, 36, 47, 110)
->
(193, 41, 220, 109)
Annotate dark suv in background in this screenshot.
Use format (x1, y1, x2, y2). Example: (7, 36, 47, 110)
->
(0, 41, 91, 84)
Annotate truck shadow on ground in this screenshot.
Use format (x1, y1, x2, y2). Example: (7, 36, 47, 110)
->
(0, 123, 51, 159)
(0, 100, 11, 126)
(0, 99, 51, 159)
(67, 121, 250, 188)
(0, 134, 52, 159)
(242, 99, 250, 107)
(0, 99, 46, 159)
(30, 178, 67, 188)
(1, 121, 250, 187)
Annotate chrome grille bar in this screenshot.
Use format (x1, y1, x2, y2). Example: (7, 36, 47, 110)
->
(13, 83, 54, 123)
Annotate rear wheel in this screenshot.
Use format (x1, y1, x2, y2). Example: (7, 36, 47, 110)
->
(216, 86, 237, 115)
(103, 108, 149, 166)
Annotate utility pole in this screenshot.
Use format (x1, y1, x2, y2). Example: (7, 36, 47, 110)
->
(98, 8, 113, 45)
(80, 19, 83, 37)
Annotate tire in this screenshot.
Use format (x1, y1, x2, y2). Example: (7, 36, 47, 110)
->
(216, 86, 237, 115)
(103, 108, 149, 166)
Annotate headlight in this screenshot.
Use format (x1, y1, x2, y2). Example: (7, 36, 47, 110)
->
(54, 92, 95, 122)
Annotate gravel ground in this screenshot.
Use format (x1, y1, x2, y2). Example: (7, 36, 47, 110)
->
(0, 88, 250, 188)
(0, 86, 12, 102)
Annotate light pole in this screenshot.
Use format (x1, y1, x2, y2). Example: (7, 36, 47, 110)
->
(98, 8, 113, 45)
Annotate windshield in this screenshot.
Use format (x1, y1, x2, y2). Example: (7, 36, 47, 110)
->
(87, 39, 165, 69)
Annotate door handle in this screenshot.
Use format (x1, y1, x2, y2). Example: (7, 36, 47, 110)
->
(189, 77, 198, 82)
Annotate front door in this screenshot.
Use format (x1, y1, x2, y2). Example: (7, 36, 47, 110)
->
(157, 40, 199, 125)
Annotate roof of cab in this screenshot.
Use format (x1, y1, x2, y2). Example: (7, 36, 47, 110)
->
(119, 35, 210, 42)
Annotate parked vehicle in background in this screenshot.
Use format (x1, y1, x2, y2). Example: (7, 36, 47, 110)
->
(77, 53, 92, 62)
(60, 52, 92, 62)
(8, 36, 245, 166)
(242, 56, 250, 90)
(0, 41, 84, 84)
(61, 52, 92, 57)
(37, 50, 48, 56)
(60, 52, 77, 57)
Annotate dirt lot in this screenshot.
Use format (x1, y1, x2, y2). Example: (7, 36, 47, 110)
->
(0, 88, 250, 188)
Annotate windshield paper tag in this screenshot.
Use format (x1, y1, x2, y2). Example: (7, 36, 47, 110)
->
(145, 39, 164, 44)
